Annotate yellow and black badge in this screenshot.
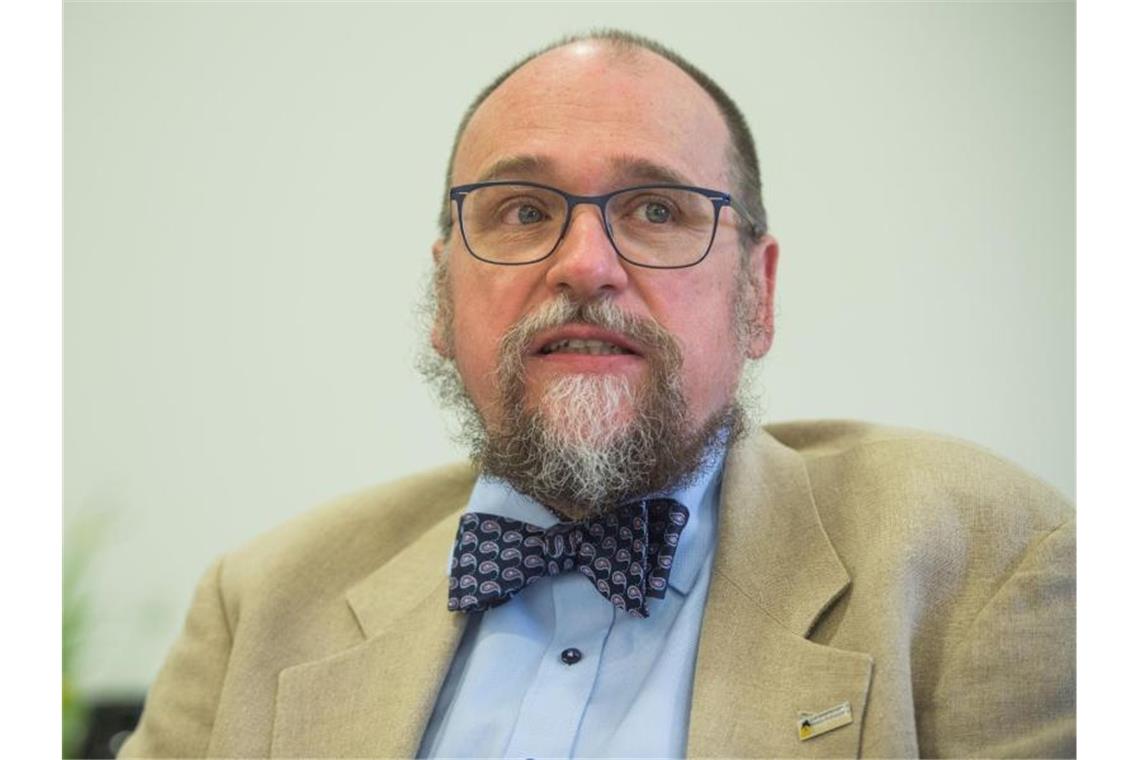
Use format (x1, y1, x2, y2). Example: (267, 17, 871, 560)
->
(797, 701, 853, 741)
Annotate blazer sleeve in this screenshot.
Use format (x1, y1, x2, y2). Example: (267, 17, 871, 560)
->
(118, 556, 233, 758)
(923, 518, 1076, 758)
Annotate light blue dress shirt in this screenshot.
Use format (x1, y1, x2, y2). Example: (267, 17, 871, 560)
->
(418, 454, 724, 759)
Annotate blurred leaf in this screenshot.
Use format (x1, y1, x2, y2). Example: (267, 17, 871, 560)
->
(63, 510, 115, 757)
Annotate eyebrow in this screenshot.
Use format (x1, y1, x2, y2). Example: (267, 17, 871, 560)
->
(478, 154, 549, 182)
(476, 154, 695, 187)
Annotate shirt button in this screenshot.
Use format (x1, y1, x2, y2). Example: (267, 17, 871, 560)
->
(560, 647, 583, 665)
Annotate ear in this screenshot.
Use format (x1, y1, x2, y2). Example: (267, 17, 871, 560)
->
(429, 239, 452, 358)
(743, 234, 779, 359)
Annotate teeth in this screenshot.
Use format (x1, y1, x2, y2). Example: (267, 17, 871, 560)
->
(543, 339, 630, 356)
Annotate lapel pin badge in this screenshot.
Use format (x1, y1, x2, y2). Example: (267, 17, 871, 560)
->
(797, 701, 853, 741)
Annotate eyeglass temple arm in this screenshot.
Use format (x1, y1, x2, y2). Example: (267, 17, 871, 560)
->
(727, 197, 765, 239)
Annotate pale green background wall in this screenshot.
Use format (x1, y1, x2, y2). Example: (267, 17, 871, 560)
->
(64, 1, 1074, 695)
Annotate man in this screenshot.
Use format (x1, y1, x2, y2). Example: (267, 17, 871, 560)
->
(121, 31, 1074, 759)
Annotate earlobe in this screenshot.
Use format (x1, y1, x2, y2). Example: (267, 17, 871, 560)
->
(745, 235, 779, 359)
(431, 317, 451, 359)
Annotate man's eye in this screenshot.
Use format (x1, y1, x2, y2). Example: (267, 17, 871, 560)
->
(505, 203, 546, 225)
(642, 201, 673, 224)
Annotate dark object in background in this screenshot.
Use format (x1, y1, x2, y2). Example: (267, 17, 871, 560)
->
(77, 698, 143, 759)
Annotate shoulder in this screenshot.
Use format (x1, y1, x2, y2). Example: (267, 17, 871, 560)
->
(761, 419, 1072, 569)
(217, 462, 477, 608)
(765, 418, 1071, 524)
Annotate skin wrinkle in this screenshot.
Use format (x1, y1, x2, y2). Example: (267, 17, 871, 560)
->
(476, 154, 694, 188)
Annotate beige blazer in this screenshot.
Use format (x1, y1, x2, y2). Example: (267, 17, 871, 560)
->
(120, 420, 1075, 758)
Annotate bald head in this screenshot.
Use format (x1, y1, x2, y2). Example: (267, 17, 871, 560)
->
(436, 30, 767, 243)
(452, 42, 732, 203)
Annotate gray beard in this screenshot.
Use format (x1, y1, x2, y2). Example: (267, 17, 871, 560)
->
(421, 295, 743, 520)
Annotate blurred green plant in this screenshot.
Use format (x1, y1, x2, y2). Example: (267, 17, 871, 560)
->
(63, 512, 110, 758)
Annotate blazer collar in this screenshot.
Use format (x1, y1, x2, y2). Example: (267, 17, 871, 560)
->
(271, 506, 469, 758)
(716, 424, 851, 637)
(344, 507, 464, 640)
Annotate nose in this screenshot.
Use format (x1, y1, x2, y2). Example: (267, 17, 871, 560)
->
(544, 203, 630, 299)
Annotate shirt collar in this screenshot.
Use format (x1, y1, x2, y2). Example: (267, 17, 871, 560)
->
(464, 449, 725, 597)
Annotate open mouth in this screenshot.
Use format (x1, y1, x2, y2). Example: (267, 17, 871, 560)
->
(539, 338, 635, 356)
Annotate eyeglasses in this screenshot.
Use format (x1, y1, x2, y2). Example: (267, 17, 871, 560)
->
(449, 181, 762, 269)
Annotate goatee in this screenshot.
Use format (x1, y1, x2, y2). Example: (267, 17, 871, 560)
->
(422, 294, 742, 520)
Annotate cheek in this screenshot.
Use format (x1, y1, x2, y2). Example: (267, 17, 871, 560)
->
(452, 304, 504, 378)
(680, 329, 741, 400)
(663, 280, 743, 411)
(447, 264, 537, 394)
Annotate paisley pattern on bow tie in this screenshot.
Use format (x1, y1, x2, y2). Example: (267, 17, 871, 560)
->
(447, 499, 689, 619)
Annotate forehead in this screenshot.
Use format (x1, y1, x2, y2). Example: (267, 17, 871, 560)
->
(453, 42, 733, 191)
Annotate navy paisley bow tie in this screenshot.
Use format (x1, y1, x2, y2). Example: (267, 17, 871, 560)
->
(447, 498, 689, 618)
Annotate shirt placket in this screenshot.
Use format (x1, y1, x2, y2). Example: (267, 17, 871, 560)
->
(502, 571, 615, 759)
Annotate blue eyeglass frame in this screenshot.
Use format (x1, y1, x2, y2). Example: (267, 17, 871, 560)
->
(449, 180, 763, 269)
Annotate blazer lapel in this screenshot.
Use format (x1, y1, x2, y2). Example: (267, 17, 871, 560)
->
(688, 428, 875, 757)
(270, 509, 468, 758)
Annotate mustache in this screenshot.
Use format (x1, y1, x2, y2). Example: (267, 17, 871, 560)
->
(497, 296, 683, 374)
